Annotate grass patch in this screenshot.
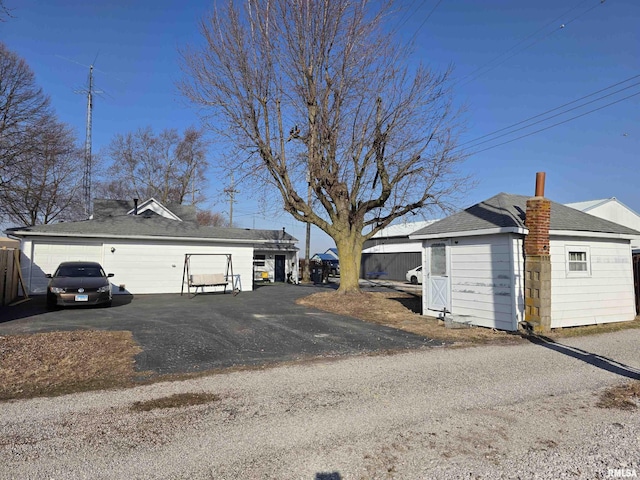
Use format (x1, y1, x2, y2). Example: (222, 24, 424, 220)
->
(297, 291, 522, 345)
(130, 392, 220, 412)
(0, 330, 141, 401)
(548, 317, 640, 338)
(297, 291, 640, 345)
(597, 381, 640, 410)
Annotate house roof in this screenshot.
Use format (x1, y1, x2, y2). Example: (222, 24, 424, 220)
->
(410, 193, 640, 239)
(312, 253, 338, 262)
(93, 199, 197, 223)
(372, 220, 437, 238)
(6, 198, 297, 245)
(564, 198, 613, 212)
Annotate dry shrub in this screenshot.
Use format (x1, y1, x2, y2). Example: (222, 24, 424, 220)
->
(597, 381, 640, 410)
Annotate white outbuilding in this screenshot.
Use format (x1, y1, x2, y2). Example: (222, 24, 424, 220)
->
(410, 190, 639, 331)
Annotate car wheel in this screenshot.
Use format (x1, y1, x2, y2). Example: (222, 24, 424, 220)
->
(103, 300, 113, 308)
(410, 275, 418, 284)
(46, 299, 58, 310)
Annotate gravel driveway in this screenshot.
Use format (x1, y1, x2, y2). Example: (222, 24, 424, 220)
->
(2, 329, 638, 479)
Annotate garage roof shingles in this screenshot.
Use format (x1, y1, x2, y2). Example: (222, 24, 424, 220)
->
(411, 193, 640, 237)
(7, 206, 296, 243)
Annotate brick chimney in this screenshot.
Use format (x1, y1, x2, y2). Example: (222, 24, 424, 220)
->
(524, 172, 550, 256)
(523, 172, 551, 333)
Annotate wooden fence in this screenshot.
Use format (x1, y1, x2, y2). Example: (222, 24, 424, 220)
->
(0, 248, 20, 306)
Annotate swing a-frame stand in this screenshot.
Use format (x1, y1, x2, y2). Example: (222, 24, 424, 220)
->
(181, 253, 239, 297)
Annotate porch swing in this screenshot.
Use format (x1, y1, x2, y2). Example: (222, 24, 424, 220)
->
(180, 253, 240, 297)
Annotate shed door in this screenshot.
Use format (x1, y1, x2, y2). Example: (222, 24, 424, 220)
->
(427, 241, 450, 313)
(30, 242, 103, 294)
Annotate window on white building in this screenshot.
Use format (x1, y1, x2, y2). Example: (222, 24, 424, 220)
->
(565, 246, 590, 277)
(253, 254, 266, 267)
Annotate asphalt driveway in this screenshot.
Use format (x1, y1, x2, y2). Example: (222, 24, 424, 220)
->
(0, 283, 441, 375)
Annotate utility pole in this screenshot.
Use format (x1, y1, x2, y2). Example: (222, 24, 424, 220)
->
(224, 173, 238, 226)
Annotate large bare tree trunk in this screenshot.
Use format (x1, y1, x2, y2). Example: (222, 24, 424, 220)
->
(334, 231, 365, 294)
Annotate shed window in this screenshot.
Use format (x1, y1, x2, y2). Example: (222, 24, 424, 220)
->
(565, 246, 590, 277)
(253, 254, 266, 267)
(568, 252, 587, 271)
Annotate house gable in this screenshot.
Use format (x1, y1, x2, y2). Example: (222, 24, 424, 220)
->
(127, 197, 182, 221)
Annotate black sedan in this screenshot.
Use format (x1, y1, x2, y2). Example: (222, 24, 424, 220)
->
(46, 261, 114, 309)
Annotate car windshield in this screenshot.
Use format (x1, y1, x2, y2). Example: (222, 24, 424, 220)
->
(55, 266, 104, 278)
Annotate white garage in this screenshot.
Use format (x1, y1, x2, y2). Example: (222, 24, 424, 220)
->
(7, 198, 299, 295)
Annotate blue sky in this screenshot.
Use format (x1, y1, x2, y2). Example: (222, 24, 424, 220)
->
(2, 0, 638, 254)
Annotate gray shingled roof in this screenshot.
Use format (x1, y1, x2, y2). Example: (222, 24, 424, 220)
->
(6, 211, 297, 243)
(411, 193, 640, 238)
(93, 199, 197, 223)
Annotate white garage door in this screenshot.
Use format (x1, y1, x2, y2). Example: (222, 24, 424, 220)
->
(30, 242, 103, 294)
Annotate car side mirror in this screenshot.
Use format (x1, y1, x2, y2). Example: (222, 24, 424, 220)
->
(45, 273, 52, 278)
(107, 273, 114, 278)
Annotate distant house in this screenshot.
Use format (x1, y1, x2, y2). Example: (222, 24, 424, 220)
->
(566, 197, 640, 251)
(6, 198, 299, 295)
(311, 248, 340, 274)
(410, 184, 638, 331)
(361, 220, 436, 281)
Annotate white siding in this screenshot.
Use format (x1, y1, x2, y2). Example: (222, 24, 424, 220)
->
(22, 238, 256, 295)
(511, 236, 526, 327)
(575, 201, 640, 250)
(423, 234, 519, 331)
(550, 236, 635, 328)
(102, 240, 254, 294)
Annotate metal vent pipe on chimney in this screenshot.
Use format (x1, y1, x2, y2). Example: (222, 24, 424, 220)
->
(133, 198, 138, 215)
(535, 172, 546, 197)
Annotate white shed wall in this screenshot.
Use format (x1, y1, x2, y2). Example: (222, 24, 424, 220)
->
(423, 234, 520, 331)
(549, 236, 635, 327)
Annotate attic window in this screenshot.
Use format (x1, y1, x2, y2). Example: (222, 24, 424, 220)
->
(565, 246, 590, 277)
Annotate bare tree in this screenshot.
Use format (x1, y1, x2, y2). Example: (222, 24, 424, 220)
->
(180, 0, 467, 293)
(0, 42, 52, 189)
(196, 209, 229, 227)
(96, 126, 209, 205)
(0, 115, 84, 225)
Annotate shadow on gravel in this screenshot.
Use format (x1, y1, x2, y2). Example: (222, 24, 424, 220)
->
(316, 473, 342, 480)
(527, 335, 640, 380)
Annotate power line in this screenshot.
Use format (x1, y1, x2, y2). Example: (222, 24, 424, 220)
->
(463, 90, 640, 157)
(408, 0, 444, 44)
(393, 0, 427, 32)
(454, 0, 605, 88)
(457, 74, 640, 151)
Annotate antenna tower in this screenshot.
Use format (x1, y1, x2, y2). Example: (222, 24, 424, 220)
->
(83, 66, 94, 217)
(75, 64, 102, 217)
